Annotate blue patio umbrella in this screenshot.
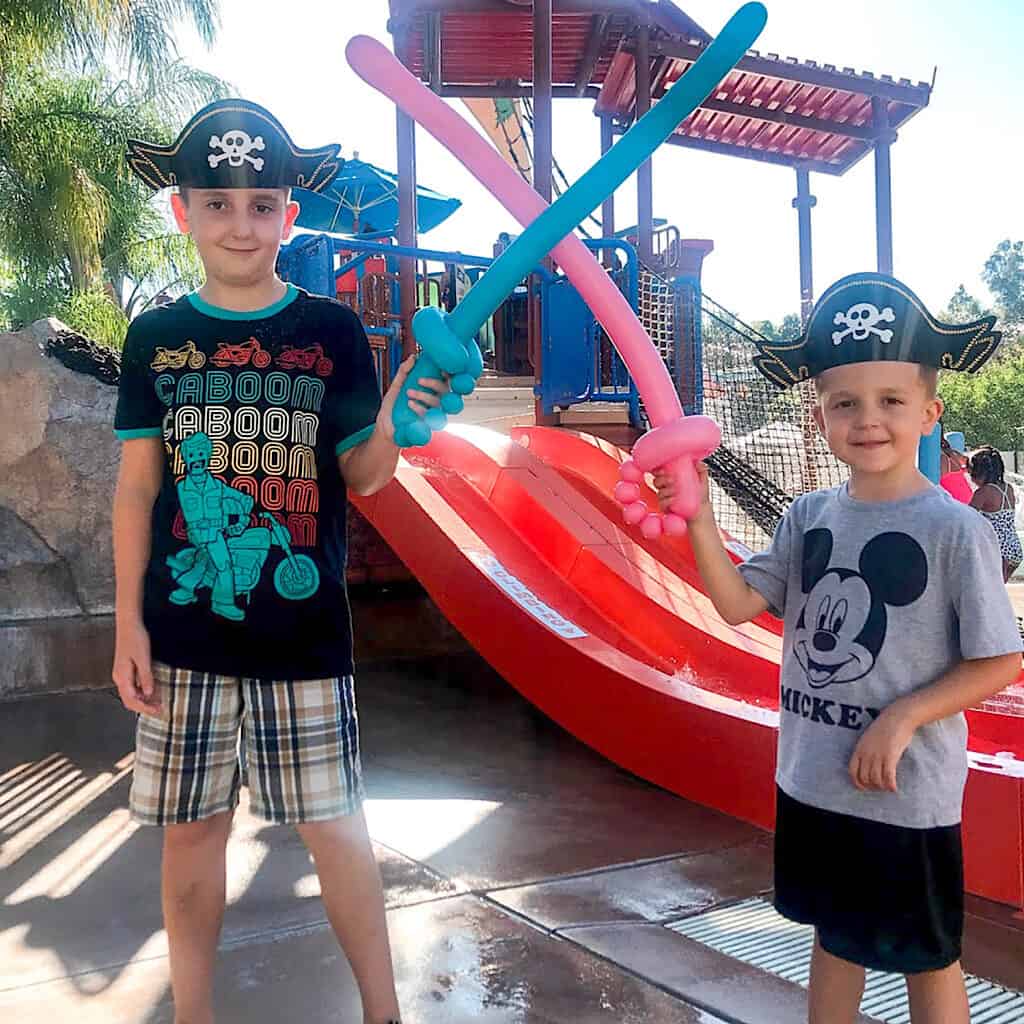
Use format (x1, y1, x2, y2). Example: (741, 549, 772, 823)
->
(293, 157, 461, 236)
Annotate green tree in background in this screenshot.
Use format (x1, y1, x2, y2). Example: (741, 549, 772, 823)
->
(940, 349, 1024, 452)
(942, 284, 988, 323)
(0, 0, 224, 347)
(984, 240, 1024, 326)
(750, 312, 801, 342)
(1, 0, 218, 84)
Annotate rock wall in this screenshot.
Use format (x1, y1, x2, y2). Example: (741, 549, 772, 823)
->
(1, 321, 120, 619)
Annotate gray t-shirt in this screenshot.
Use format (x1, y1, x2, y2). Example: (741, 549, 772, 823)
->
(739, 483, 1021, 828)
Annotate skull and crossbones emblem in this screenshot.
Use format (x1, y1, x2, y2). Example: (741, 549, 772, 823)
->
(831, 302, 896, 346)
(208, 130, 265, 170)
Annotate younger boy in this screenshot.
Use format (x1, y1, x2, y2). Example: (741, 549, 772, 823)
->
(114, 99, 445, 1024)
(655, 273, 1020, 1024)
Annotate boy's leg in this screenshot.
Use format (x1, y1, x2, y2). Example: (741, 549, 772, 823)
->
(298, 812, 400, 1024)
(243, 674, 398, 1023)
(905, 962, 969, 1024)
(162, 810, 234, 1024)
(130, 663, 245, 1024)
(808, 935, 865, 1024)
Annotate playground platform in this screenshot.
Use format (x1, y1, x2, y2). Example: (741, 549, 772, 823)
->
(1, 588, 1022, 1024)
(464, 373, 640, 449)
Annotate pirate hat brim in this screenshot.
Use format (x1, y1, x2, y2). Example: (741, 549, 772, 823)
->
(127, 100, 342, 193)
(127, 138, 342, 192)
(752, 274, 1002, 388)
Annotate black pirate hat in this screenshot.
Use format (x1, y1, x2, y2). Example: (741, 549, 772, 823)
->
(752, 273, 1001, 388)
(127, 99, 342, 193)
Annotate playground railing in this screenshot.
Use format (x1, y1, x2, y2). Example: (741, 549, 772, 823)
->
(281, 232, 648, 425)
(652, 223, 682, 273)
(537, 237, 641, 426)
(278, 233, 500, 385)
(585, 238, 640, 422)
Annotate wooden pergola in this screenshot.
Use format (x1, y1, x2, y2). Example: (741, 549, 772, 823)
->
(388, 0, 931, 336)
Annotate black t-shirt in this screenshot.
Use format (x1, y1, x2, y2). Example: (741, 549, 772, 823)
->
(114, 285, 381, 679)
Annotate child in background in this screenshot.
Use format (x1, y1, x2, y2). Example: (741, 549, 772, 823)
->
(939, 431, 973, 503)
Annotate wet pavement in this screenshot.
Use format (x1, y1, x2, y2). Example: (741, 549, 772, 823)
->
(2, 587, 1022, 1022)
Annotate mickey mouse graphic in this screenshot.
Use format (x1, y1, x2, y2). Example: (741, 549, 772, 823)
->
(794, 528, 928, 688)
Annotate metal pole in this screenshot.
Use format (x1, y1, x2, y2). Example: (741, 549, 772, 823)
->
(396, 107, 419, 359)
(532, 0, 555, 423)
(793, 167, 816, 326)
(600, 114, 615, 256)
(872, 96, 894, 275)
(918, 422, 941, 482)
(635, 22, 654, 265)
(532, 0, 553, 204)
(792, 168, 821, 491)
(425, 14, 442, 93)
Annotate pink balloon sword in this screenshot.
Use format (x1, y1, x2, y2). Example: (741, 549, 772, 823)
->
(346, 16, 757, 535)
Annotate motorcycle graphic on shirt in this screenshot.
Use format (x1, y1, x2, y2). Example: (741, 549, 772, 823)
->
(167, 432, 319, 620)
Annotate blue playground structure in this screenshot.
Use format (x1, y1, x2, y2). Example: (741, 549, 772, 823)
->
(277, 231, 665, 430)
(277, 227, 833, 551)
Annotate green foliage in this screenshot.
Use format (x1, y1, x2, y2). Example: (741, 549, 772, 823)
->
(983, 240, 1024, 324)
(1, 0, 219, 85)
(115, 232, 205, 318)
(0, 14, 227, 345)
(748, 312, 801, 342)
(1, 273, 64, 328)
(0, 63, 225, 290)
(778, 312, 801, 337)
(699, 301, 804, 437)
(0, 0, 223, 346)
(942, 284, 988, 323)
(939, 348, 1024, 451)
(57, 289, 129, 349)
(0, 272, 127, 347)
(0, 259, 11, 330)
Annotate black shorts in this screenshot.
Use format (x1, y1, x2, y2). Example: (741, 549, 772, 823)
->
(774, 787, 963, 974)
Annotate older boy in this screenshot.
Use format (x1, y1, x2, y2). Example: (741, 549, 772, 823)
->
(114, 99, 443, 1024)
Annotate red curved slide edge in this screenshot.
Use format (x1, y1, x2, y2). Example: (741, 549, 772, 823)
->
(353, 425, 1024, 907)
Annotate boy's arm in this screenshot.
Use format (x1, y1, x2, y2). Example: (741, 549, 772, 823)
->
(337, 421, 401, 497)
(112, 437, 164, 716)
(850, 654, 1020, 792)
(337, 354, 448, 497)
(688, 511, 771, 625)
(852, 514, 1021, 792)
(655, 462, 771, 625)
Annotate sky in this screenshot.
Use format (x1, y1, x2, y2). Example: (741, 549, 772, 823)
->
(176, 0, 1022, 324)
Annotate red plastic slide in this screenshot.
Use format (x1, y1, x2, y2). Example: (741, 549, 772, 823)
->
(352, 425, 1024, 907)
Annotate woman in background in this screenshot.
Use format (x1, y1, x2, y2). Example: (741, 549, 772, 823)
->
(970, 446, 1022, 582)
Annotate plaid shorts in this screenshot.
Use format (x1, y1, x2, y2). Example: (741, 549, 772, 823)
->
(130, 662, 365, 826)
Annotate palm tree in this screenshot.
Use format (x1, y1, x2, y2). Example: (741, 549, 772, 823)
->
(1, 63, 224, 288)
(0, 0, 225, 343)
(1, 0, 218, 86)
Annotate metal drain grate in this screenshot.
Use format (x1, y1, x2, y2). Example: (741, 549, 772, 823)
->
(668, 898, 1024, 1023)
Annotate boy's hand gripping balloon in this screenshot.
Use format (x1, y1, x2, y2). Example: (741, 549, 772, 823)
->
(349, 4, 767, 534)
(391, 309, 483, 448)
